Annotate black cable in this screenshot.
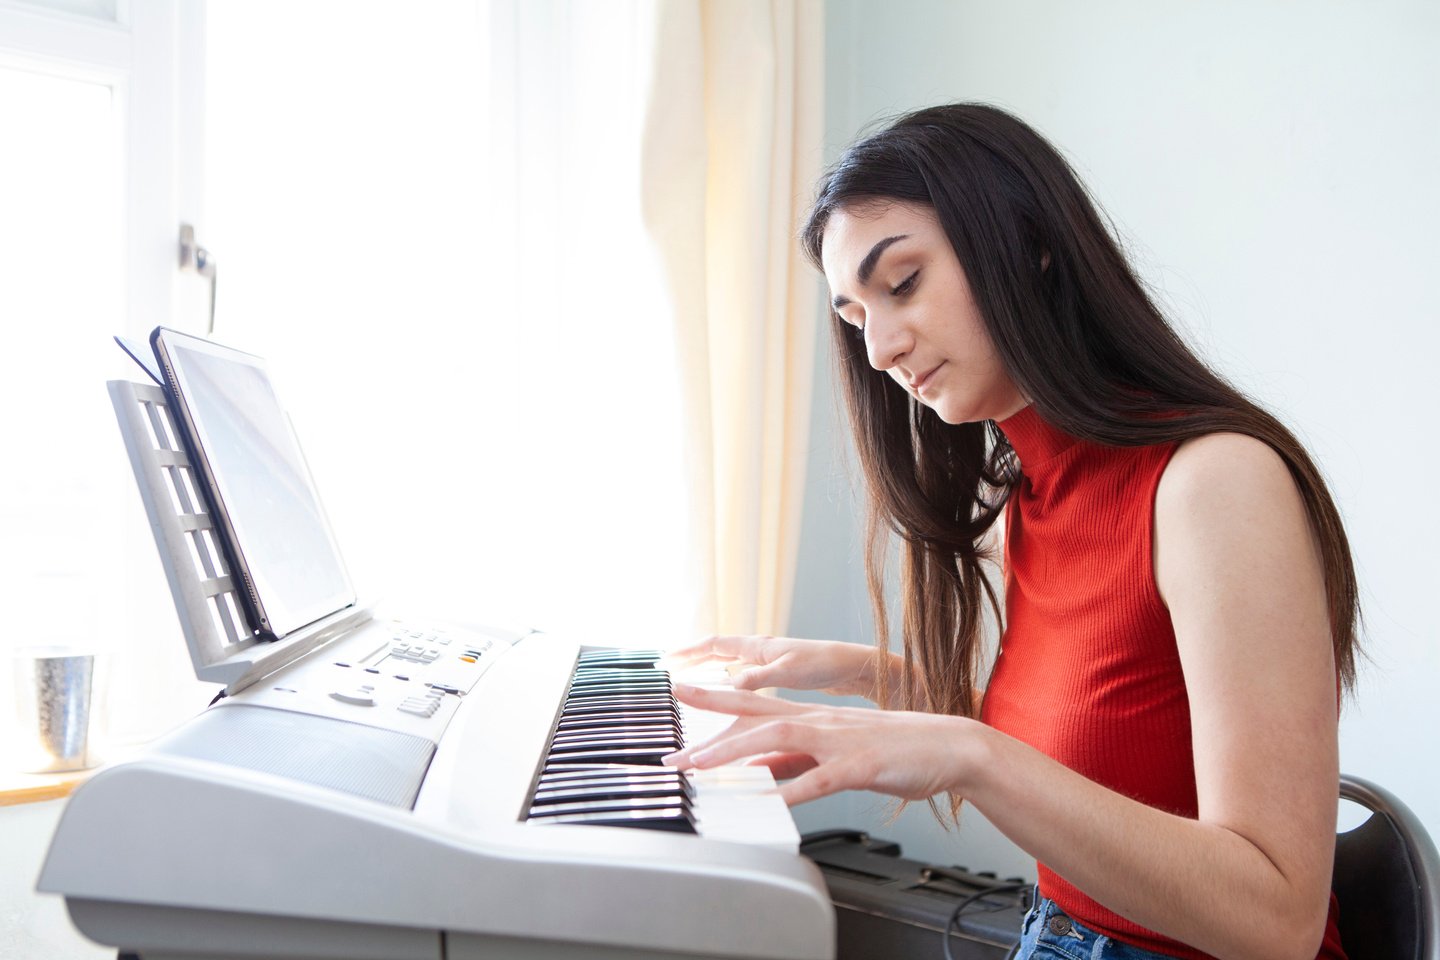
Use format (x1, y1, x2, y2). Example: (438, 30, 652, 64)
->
(942, 880, 1032, 960)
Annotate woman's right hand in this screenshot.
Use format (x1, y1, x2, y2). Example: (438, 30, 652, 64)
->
(658, 635, 894, 703)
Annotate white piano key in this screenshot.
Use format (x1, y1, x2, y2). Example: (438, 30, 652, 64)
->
(671, 661, 800, 853)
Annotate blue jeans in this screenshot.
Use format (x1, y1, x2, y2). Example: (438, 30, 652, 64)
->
(1014, 893, 1183, 960)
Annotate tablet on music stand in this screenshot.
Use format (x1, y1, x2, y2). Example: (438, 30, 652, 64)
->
(149, 327, 355, 640)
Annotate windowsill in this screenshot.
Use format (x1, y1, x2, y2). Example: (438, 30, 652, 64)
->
(0, 747, 138, 807)
(0, 769, 96, 807)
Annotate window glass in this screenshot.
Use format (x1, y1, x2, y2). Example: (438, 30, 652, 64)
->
(203, 2, 693, 646)
(0, 65, 126, 656)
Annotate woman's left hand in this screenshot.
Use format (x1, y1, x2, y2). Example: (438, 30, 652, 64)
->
(662, 683, 985, 806)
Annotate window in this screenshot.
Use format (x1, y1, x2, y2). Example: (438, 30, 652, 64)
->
(2, 2, 694, 767)
(0, 0, 211, 754)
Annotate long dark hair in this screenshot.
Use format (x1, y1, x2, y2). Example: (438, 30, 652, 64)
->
(801, 104, 1359, 734)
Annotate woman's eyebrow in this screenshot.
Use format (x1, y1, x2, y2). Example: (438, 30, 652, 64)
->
(831, 234, 910, 310)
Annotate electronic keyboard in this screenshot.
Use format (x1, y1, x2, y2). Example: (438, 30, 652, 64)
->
(37, 378, 834, 959)
(39, 620, 835, 960)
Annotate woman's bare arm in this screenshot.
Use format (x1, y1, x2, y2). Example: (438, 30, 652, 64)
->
(669, 433, 1339, 960)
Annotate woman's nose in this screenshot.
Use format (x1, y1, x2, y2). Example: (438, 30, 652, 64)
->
(865, 313, 912, 371)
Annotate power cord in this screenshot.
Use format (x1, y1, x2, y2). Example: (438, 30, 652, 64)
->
(942, 880, 1032, 960)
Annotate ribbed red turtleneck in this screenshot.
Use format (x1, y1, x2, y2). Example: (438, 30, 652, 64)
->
(980, 405, 1344, 960)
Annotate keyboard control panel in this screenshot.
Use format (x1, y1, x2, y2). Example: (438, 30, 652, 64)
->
(230, 617, 522, 740)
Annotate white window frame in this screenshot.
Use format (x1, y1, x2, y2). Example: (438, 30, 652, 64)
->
(0, 0, 206, 341)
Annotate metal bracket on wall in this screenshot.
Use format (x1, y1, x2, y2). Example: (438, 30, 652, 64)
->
(178, 223, 218, 334)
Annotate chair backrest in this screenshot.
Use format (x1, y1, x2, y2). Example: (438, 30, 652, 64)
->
(1333, 774, 1440, 960)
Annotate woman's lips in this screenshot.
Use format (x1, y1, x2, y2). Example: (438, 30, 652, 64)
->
(913, 362, 944, 395)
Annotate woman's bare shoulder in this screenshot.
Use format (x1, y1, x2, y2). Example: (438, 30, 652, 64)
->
(1159, 431, 1298, 511)
(1154, 430, 1319, 610)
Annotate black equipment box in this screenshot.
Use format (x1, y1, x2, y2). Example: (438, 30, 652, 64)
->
(800, 830, 1029, 960)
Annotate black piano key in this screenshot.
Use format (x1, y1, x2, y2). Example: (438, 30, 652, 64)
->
(552, 719, 678, 734)
(576, 650, 659, 660)
(550, 736, 679, 748)
(538, 762, 679, 778)
(564, 686, 672, 700)
(548, 736, 681, 754)
(530, 795, 690, 817)
(535, 778, 691, 799)
(558, 699, 677, 711)
(537, 767, 689, 786)
(572, 666, 666, 676)
(532, 782, 688, 805)
(550, 734, 679, 749)
(551, 728, 676, 742)
(563, 690, 675, 702)
(563, 701, 678, 713)
(558, 702, 678, 715)
(554, 725, 676, 743)
(563, 686, 674, 698)
(544, 746, 674, 765)
(568, 691, 669, 698)
(535, 769, 687, 787)
(536, 779, 691, 801)
(552, 721, 679, 735)
(558, 701, 680, 719)
(556, 715, 676, 732)
(531, 807, 697, 833)
(576, 652, 663, 667)
(536, 785, 694, 804)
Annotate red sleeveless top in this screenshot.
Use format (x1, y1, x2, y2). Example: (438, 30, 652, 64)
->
(980, 405, 1345, 960)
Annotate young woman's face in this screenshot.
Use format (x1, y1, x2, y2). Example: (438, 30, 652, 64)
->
(821, 200, 1027, 425)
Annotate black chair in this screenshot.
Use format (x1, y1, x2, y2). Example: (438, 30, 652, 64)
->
(1333, 774, 1440, 960)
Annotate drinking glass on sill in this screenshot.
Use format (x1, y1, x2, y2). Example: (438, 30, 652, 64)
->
(9, 646, 100, 774)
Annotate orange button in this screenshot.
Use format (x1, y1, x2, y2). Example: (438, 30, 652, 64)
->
(460, 656, 477, 663)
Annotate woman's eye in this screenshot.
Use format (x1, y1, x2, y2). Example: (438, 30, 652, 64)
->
(890, 270, 919, 297)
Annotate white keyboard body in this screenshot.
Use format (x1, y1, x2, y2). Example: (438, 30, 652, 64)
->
(38, 619, 835, 960)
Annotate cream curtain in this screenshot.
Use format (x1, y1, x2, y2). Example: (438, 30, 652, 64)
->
(640, 1, 825, 638)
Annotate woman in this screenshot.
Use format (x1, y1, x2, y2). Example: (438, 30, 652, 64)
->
(661, 104, 1356, 960)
